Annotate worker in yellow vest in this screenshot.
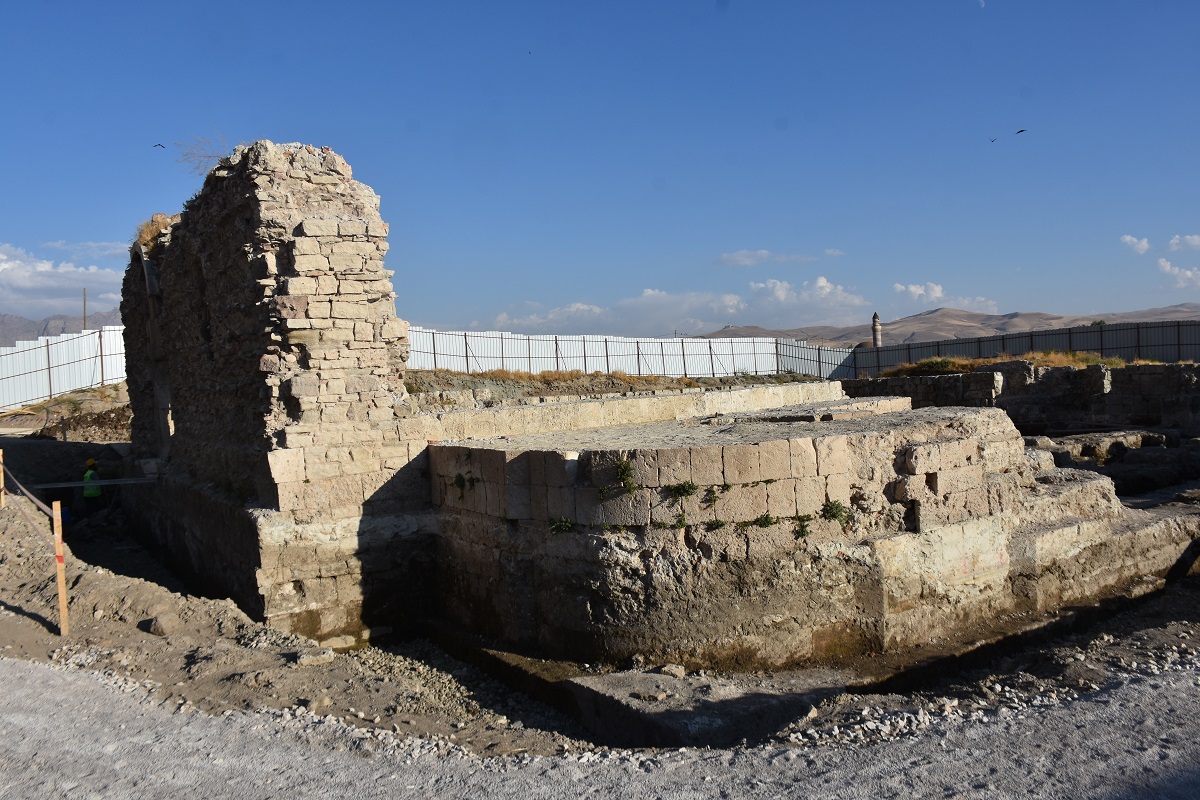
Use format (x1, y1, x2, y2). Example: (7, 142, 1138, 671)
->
(83, 458, 103, 516)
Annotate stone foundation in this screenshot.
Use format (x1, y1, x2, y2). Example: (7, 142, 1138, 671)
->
(429, 400, 1196, 667)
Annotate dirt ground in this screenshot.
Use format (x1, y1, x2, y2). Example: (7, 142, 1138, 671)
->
(2, 380, 1200, 758)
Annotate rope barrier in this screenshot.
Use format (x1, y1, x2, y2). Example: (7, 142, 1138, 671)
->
(0, 449, 70, 635)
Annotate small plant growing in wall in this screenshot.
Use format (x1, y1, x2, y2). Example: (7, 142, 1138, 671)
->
(705, 519, 727, 532)
(615, 459, 639, 494)
(821, 500, 850, 526)
(549, 517, 574, 534)
(661, 481, 699, 500)
(701, 484, 730, 509)
(453, 472, 478, 500)
(792, 514, 814, 540)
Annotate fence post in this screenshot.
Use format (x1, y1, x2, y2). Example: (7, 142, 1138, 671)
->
(604, 338, 611, 374)
(499, 332, 505, 372)
(98, 330, 106, 387)
(431, 331, 439, 370)
(0, 449, 6, 509)
(463, 332, 471, 373)
(582, 337, 589, 373)
(45, 340, 53, 401)
(527, 336, 533, 373)
(636, 342, 643, 376)
(52, 500, 69, 636)
(555, 336, 561, 372)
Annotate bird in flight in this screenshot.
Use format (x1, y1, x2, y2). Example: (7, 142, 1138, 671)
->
(1015, 129, 1026, 134)
(153, 143, 165, 148)
(990, 138, 997, 142)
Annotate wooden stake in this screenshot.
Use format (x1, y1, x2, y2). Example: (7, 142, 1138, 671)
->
(52, 500, 69, 636)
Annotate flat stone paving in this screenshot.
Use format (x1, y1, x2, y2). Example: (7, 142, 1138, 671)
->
(446, 398, 944, 451)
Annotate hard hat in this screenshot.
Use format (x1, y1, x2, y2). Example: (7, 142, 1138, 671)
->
(86, 459, 97, 467)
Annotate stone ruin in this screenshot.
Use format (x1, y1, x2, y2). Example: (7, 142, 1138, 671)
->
(120, 140, 1200, 667)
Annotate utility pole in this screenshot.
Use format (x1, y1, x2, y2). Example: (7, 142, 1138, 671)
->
(82, 288, 87, 331)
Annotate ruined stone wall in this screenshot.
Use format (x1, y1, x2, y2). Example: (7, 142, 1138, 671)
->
(844, 363, 1200, 432)
(841, 372, 1002, 409)
(427, 402, 1156, 668)
(122, 142, 423, 641)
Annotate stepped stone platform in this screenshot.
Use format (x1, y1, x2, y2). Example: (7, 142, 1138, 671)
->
(431, 398, 1200, 669)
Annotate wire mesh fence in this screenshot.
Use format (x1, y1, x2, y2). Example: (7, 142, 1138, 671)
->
(406, 327, 856, 379)
(0, 328, 126, 411)
(851, 320, 1200, 376)
(4, 320, 1198, 409)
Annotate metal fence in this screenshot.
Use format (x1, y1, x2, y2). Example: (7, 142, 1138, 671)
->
(406, 327, 857, 380)
(0, 328, 127, 412)
(850, 320, 1200, 377)
(5, 320, 1198, 408)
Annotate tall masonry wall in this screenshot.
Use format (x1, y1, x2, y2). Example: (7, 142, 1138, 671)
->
(122, 141, 425, 641)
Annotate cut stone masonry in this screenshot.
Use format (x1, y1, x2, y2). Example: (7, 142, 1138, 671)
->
(120, 141, 1200, 665)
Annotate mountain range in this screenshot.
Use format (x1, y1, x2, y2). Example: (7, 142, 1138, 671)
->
(701, 303, 1200, 347)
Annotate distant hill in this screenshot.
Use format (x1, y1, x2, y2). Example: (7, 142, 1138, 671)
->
(701, 303, 1200, 347)
(0, 310, 123, 348)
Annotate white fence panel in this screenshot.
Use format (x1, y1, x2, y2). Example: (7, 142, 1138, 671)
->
(0, 327, 126, 411)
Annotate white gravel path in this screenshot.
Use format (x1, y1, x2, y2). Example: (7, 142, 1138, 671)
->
(2, 657, 1199, 799)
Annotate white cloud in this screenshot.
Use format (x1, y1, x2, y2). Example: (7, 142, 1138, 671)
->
(1168, 235, 1200, 251)
(823, 248, 846, 257)
(0, 243, 124, 317)
(797, 276, 869, 307)
(42, 240, 130, 260)
(489, 275, 870, 337)
(1120, 235, 1151, 255)
(715, 249, 818, 267)
(717, 249, 771, 267)
(1159, 257, 1200, 288)
(893, 282, 945, 302)
(893, 279, 997, 314)
(493, 302, 609, 331)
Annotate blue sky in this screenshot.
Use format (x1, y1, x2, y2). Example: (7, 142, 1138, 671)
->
(1, 0, 1198, 336)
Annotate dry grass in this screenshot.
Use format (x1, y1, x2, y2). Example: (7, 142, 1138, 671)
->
(879, 350, 1143, 378)
(133, 213, 181, 250)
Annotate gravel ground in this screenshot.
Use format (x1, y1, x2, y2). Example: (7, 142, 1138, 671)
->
(4, 392, 1200, 797)
(2, 653, 1199, 799)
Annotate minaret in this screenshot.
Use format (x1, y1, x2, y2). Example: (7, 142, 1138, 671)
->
(871, 312, 882, 347)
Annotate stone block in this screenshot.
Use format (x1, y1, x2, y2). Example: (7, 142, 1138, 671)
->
(790, 438, 818, 477)
(330, 254, 366, 271)
(267, 448, 306, 484)
(825, 473, 851, 504)
(766, 479, 798, 517)
(758, 439, 791, 481)
(714, 483, 768, 521)
(292, 255, 330, 272)
(656, 448, 691, 485)
(292, 237, 323, 255)
(723, 445, 761, 484)
(630, 448, 660, 487)
(300, 219, 340, 236)
(283, 276, 318, 296)
(546, 486, 575, 520)
(544, 451, 580, 488)
(338, 221, 367, 236)
(594, 488, 653, 526)
(930, 465, 985, 496)
(815, 435, 849, 476)
(690, 446, 724, 485)
(903, 443, 941, 475)
(796, 477, 826, 515)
